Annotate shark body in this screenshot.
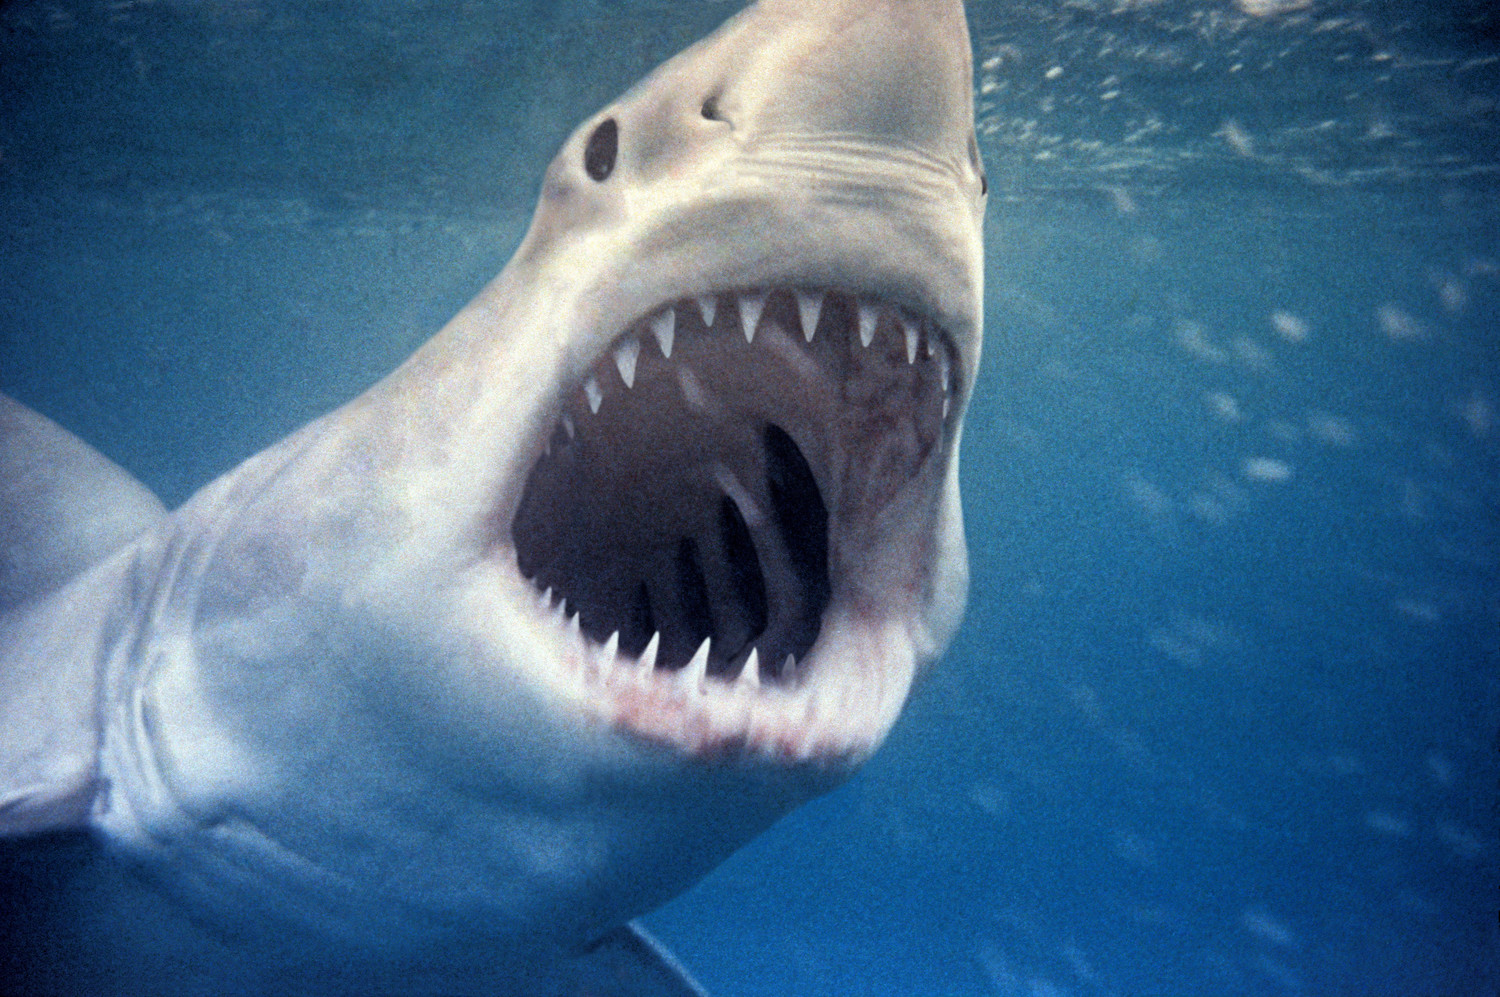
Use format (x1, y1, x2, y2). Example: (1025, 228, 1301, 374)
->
(0, 1, 985, 993)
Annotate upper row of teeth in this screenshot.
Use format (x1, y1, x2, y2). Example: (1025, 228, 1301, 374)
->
(585, 290, 944, 413)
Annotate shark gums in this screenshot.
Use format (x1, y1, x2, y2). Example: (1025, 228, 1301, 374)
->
(0, 0, 986, 993)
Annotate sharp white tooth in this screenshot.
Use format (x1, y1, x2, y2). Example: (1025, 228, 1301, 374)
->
(697, 295, 717, 327)
(553, 598, 568, 624)
(639, 631, 661, 671)
(739, 292, 764, 343)
(858, 303, 878, 347)
(651, 309, 675, 358)
(601, 631, 620, 663)
(538, 586, 553, 609)
(584, 377, 603, 414)
(613, 338, 640, 388)
(903, 316, 919, 364)
(562, 415, 576, 440)
(942, 395, 951, 419)
(741, 647, 761, 688)
(925, 336, 936, 358)
(684, 637, 711, 688)
(567, 610, 581, 635)
(796, 291, 823, 342)
(782, 654, 797, 680)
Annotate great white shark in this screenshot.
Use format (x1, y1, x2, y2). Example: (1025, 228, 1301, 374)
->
(0, 0, 986, 993)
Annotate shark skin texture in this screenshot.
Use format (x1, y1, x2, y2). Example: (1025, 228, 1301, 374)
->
(0, 0, 986, 993)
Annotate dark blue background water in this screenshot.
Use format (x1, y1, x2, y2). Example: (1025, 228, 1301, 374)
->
(2, 1, 1496, 994)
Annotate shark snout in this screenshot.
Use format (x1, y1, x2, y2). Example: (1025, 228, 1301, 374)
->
(713, 0, 976, 164)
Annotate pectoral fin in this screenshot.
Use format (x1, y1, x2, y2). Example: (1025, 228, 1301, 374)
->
(0, 393, 165, 613)
(1, 393, 164, 836)
(568, 922, 710, 997)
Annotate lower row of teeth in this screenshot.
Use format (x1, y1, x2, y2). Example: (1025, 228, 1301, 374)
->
(538, 585, 793, 693)
(577, 288, 950, 417)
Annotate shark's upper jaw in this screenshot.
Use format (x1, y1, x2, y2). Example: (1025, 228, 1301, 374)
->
(505, 284, 958, 763)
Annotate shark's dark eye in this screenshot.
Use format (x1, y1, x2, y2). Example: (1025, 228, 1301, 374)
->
(584, 118, 619, 181)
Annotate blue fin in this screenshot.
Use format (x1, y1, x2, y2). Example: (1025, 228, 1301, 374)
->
(1, 394, 164, 836)
(570, 922, 711, 996)
(0, 394, 165, 613)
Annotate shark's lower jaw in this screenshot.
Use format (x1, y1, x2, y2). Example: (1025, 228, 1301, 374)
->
(509, 287, 957, 762)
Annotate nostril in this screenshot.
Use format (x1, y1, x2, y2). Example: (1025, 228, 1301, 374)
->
(701, 93, 723, 122)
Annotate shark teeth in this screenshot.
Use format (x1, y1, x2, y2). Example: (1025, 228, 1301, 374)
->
(629, 289, 947, 368)
(796, 292, 822, 343)
(561, 289, 955, 422)
(613, 338, 640, 388)
(519, 286, 957, 695)
(518, 565, 917, 763)
(639, 631, 661, 671)
(512, 284, 950, 759)
(682, 637, 711, 690)
(857, 302, 878, 347)
(741, 647, 761, 688)
(651, 308, 675, 358)
(739, 292, 765, 343)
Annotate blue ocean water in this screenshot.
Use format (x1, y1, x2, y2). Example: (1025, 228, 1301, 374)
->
(1, 1, 1496, 995)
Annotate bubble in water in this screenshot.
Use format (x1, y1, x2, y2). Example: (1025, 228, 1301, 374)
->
(1376, 303, 1424, 341)
(1237, 0, 1312, 15)
(1242, 457, 1293, 482)
(1270, 309, 1309, 342)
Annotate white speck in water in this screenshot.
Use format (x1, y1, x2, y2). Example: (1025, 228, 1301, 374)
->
(1233, 336, 1275, 370)
(1236, 0, 1312, 15)
(1176, 320, 1227, 362)
(1376, 303, 1424, 341)
(1460, 390, 1493, 438)
(1439, 278, 1467, 313)
(1270, 309, 1309, 341)
(1205, 391, 1242, 422)
(1241, 457, 1292, 482)
(1307, 412, 1357, 447)
(1218, 118, 1255, 156)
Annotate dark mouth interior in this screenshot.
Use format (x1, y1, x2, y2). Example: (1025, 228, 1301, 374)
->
(510, 287, 949, 685)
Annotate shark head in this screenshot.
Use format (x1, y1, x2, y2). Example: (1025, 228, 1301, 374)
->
(101, 0, 985, 970)
(469, 0, 985, 762)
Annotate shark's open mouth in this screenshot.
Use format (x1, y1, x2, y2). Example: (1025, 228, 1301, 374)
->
(509, 287, 955, 758)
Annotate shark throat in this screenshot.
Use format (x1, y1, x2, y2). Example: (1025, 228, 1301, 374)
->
(510, 285, 954, 741)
